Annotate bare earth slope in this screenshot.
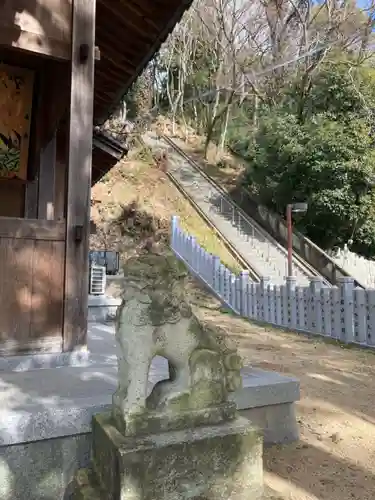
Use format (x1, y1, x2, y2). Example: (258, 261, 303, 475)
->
(90, 156, 239, 271)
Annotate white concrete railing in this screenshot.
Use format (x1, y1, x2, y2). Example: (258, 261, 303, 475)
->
(331, 245, 375, 289)
(171, 216, 375, 348)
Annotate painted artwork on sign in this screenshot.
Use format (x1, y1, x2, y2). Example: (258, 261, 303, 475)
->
(0, 64, 34, 180)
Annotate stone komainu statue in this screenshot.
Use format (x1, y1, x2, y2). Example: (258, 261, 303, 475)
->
(112, 251, 243, 436)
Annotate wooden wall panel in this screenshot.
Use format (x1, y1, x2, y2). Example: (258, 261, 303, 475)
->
(0, 0, 72, 59)
(0, 219, 65, 355)
(29, 240, 64, 342)
(0, 237, 33, 351)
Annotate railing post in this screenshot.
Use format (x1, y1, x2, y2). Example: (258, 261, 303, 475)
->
(308, 277, 323, 334)
(338, 277, 355, 344)
(212, 256, 221, 293)
(171, 215, 178, 249)
(171, 215, 179, 231)
(321, 286, 332, 337)
(275, 285, 282, 325)
(367, 289, 375, 347)
(229, 272, 237, 312)
(238, 270, 250, 317)
(190, 236, 197, 271)
(258, 277, 271, 322)
(222, 266, 229, 303)
(286, 276, 297, 329)
(354, 287, 366, 344)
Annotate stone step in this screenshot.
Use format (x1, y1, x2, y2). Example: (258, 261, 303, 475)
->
(143, 133, 312, 286)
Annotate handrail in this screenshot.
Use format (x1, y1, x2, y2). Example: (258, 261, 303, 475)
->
(231, 185, 367, 289)
(161, 134, 328, 285)
(227, 145, 366, 288)
(166, 171, 261, 281)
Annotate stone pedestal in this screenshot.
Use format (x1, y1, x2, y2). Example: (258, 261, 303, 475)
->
(73, 412, 263, 500)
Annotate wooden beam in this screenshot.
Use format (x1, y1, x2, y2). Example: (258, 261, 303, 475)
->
(0, 218, 65, 240)
(0, 25, 71, 60)
(38, 133, 56, 220)
(63, 0, 96, 352)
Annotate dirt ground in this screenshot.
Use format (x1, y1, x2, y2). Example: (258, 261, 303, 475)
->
(197, 304, 375, 500)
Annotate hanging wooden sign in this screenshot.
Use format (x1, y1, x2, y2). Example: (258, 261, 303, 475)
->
(0, 64, 34, 181)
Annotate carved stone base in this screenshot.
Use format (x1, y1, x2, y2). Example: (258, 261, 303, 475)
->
(72, 413, 263, 500)
(113, 401, 237, 437)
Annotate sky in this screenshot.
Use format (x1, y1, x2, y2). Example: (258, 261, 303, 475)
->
(356, 0, 372, 9)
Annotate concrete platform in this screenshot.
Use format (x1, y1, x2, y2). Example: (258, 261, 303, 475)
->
(0, 322, 300, 499)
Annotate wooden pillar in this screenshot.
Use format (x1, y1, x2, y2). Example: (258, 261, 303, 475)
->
(63, 0, 96, 351)
(25, 179, 38, 218)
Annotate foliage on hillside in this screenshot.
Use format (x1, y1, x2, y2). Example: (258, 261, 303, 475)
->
(239, 63, 375, 255)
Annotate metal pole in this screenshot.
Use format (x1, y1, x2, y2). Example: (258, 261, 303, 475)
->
(286, 204, 293, 277)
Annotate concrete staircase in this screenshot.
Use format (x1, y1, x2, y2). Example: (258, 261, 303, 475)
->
(144, 132, 316, 286)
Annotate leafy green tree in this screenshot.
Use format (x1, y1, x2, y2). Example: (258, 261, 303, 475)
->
(300, 61, 375, 122)
(246, 110, 375, 254)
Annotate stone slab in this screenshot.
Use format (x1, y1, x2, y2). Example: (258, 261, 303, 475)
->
(0, 323, 299, 447)
(233, 366, 300, 409)
(88, 295, 122, 323)
(0, 348, 90, 373)
(0, 433, 91, 500)
(88, 295, 122, 307)
(243, 402, 299, 445)
(86, 413, 263, 500)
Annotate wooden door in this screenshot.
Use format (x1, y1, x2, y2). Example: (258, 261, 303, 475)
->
(0, 217, 65, 355)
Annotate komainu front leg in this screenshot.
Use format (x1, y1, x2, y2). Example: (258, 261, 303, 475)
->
(112, 355, 129, 410)
(112, 325, 154, 425)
